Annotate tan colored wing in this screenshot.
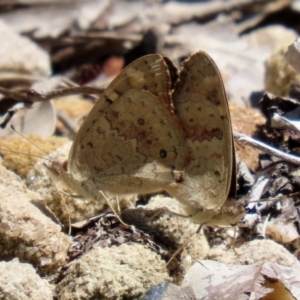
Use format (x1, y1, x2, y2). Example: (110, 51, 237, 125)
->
(68, 55, 189, 195)
(171, 51, 235, 210)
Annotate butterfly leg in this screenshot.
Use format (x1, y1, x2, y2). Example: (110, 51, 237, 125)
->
(161, 232, 198, 270)
(151, 207, 191, 220)
(163, 224, 207, 269)
(196, 224, 203, 234)
(59, 192, 72, 234)
(98, 191, 130, 227)
(226, 226, 240, 255)
(116, 196, 121, 215)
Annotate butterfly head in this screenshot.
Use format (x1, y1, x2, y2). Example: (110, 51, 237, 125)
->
(189, 198, 245, 227)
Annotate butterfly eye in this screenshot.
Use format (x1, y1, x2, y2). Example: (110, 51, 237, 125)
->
(160, 149, 167, 158)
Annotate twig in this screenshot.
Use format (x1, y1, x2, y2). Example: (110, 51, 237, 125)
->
(233, 131, 300, 166)
(73, 31, 142, 42)
(165, 0, 287, 24)
(0, 86, 28, 102)
(56, 110, 79, 136)
(235, 0, 291, 33)
(0, 86, 104, 103)
(26, 86, 104, 102)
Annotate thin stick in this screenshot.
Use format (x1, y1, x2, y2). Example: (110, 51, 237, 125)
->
(248, 191, 300, 204)
(0, 86, 104, 103)
(261, 214, 270, 239)
(0, 86, 28, 102)
(233, 131, 300, 166)
(26, 86, 104, 102)
(56, 110, 79, 135)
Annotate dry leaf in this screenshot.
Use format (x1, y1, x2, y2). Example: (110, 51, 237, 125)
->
(182, 260, 300, 300)
(286, 38, 300, 74)
(0, 100, 55, 137)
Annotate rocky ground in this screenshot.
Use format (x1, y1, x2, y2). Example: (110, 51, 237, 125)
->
(1, 1, 300, 299)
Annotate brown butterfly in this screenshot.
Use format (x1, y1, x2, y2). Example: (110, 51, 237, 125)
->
(51, 51, 244, 227)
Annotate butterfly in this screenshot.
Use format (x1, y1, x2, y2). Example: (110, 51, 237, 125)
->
(165, 52, 244, 226)
(52, 51, 244, 227)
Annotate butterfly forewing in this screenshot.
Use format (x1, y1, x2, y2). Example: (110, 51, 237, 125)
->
(68, 55, 189, 195)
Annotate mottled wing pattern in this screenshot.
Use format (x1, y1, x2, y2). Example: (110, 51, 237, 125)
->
(171, 51, 235, 210)
(68, 55, 189, 195)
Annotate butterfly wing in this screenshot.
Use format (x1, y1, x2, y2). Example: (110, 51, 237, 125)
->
(170, 51, 235, 210)
(68, 55, 189, 195)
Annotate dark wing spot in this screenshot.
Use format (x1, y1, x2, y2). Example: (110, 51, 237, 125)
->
(214, 170, 221, 177)
(199, 128, 223, 142)
(115, 155, 123, 162)
(105, 97, 113, 104)
(160, 149, 167, 158)
(111, 110, 119, 119)
(160, 119, 167, 126)
(96, 127, 104, 134)
(137, 118, 145, 125)
(87, 142, 93, 148)
(138, 131, 147, 140)
(208, 89, 221, 106)
(211, 128, 223, 139)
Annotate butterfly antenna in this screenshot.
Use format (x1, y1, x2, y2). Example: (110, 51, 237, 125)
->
(9, 124, 54, 162)
(0, 148, 53, 163)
